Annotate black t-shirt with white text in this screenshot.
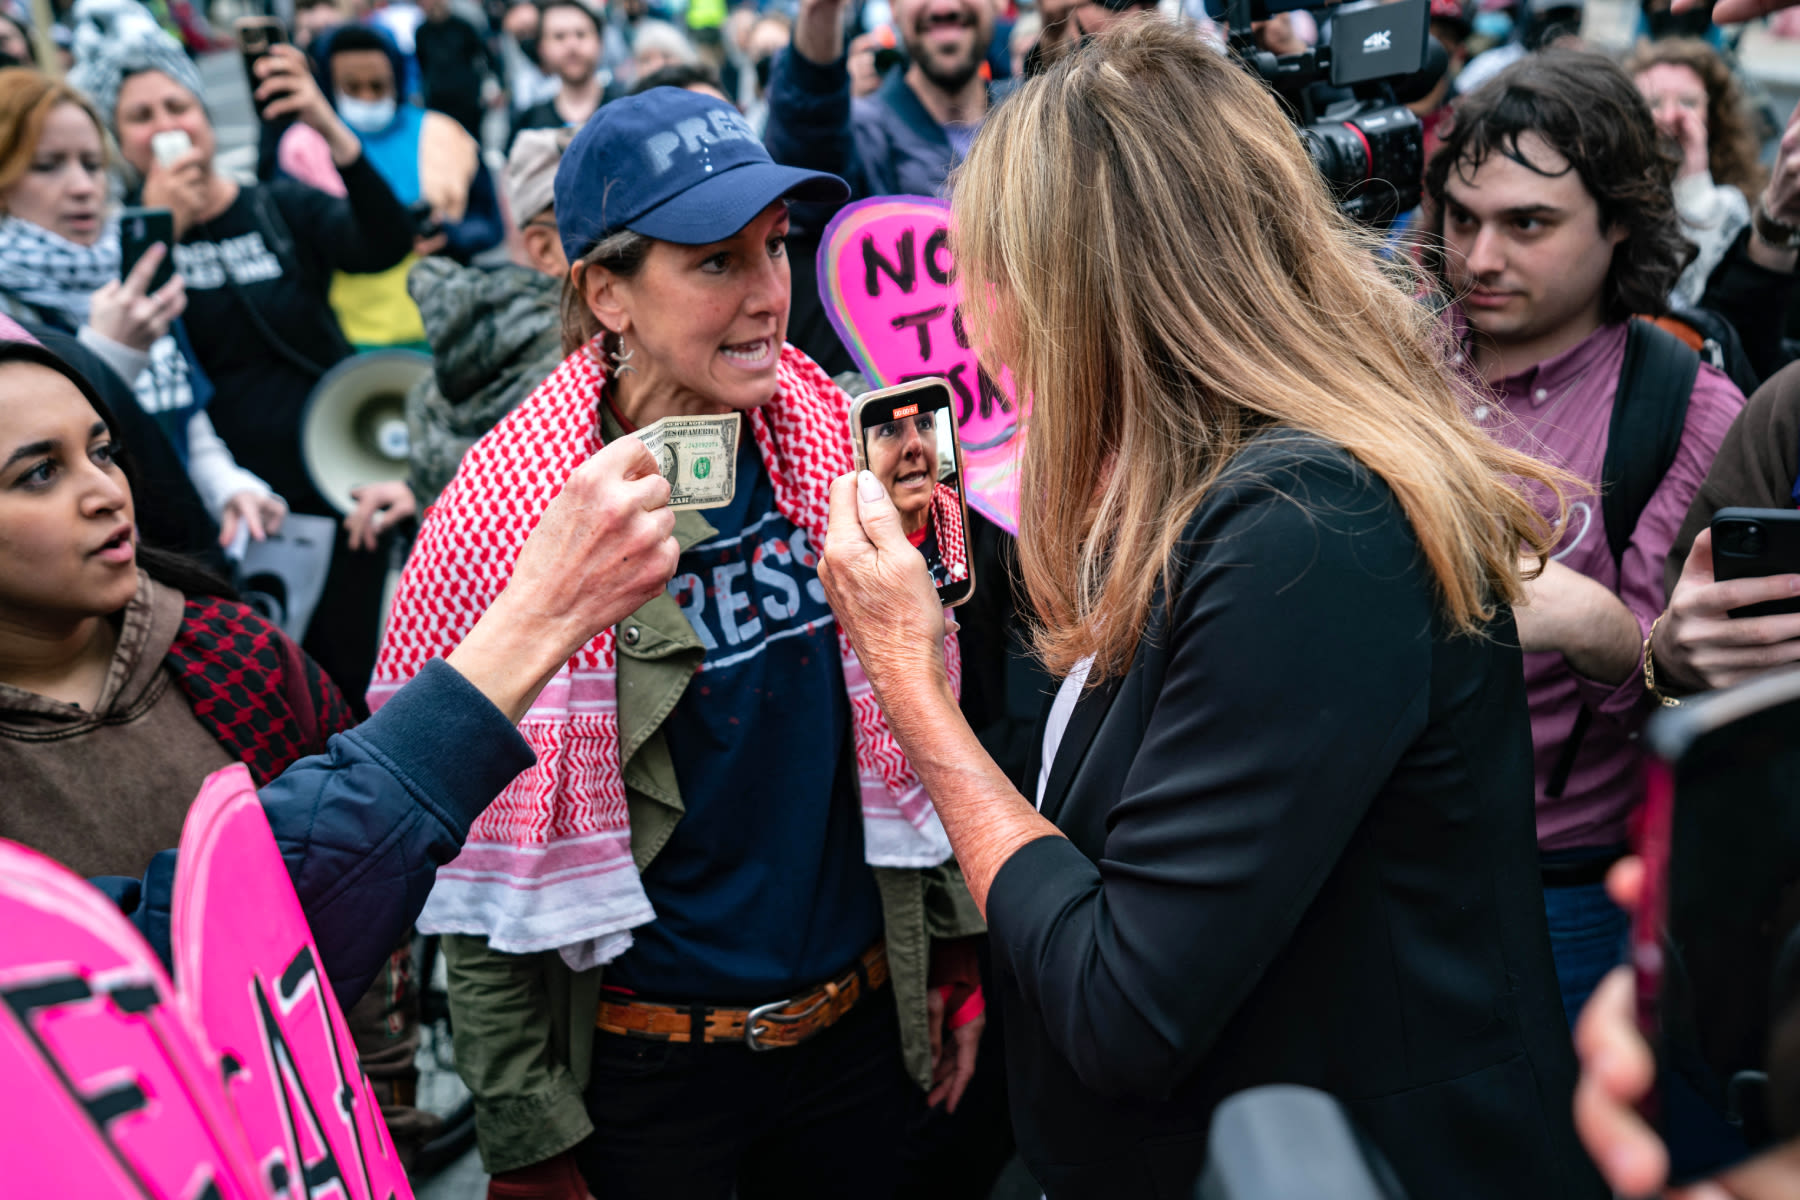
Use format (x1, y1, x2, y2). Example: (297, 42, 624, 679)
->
(173, 156, 413, 514)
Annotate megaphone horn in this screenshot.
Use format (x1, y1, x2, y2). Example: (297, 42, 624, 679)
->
(300, 349, 434, 516)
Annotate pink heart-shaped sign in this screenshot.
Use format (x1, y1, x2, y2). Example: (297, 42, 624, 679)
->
(0, 764, 413, 1199)
(818, 196, 1026, 535)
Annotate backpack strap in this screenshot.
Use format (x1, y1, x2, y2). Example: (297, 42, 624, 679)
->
(1601, 319, 1700, 566)
(1544, 320, 1700, 802)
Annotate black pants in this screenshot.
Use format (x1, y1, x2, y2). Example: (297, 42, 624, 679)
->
(576, 984, 912, 1200)
(298, 521, 391, 720)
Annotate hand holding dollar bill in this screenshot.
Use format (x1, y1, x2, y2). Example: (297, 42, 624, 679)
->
(630, 413, 741, 510)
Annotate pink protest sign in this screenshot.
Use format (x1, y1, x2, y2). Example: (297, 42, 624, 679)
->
(818, 196, 1025, 534)
(0, 840, 265, 1198)
(0, 763, 413, 1199)
(173, 764, 412, 1200)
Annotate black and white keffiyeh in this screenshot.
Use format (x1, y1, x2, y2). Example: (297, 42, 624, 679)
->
(64, 0, 206, 131)
(0, 214, 196, 419)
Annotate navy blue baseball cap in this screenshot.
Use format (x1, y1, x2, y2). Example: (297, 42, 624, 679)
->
(553, 88, 849, 261)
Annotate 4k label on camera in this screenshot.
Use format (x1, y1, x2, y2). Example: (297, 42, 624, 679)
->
(631, 413, 740, 510)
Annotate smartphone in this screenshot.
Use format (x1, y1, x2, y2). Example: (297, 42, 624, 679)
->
(235, 16, 288, 121)
(150, 129, 192, 169)
(850, 378, 977, 608)
(1635, 668, 1800, 1184)
(1712, 508, 1800, 619)
(118, 206, 175, 295)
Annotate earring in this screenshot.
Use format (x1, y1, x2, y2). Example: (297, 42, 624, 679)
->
(610, 337, 638, 377)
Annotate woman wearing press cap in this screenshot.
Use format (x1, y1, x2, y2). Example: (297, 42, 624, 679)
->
(821, 20, 1603, 1199)
(67, 18, 417, 709)
(372, 87, 986, 1200)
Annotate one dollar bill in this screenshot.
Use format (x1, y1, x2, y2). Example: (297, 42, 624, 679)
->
(631, 412, 740, 511)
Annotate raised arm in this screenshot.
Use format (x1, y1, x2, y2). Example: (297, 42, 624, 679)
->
(762, 0, 867, 192)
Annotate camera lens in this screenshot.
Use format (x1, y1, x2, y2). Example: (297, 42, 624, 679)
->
(1736, 523, 1765, 556)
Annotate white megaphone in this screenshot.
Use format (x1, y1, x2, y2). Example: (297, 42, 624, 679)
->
(300, 349, 434, 515)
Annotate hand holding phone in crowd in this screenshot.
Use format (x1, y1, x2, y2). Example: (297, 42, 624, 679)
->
(141, 131, 212, 238)
(87, 241, 184, 352)
(1654, 522, 1800, 694)
(847, 379, 976, 608)
(250, 40, 366, 166)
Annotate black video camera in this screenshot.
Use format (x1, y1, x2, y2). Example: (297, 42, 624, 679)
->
(1214, 0, 1440, 226)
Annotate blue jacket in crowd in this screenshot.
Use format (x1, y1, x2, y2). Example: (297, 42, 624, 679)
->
(90, 660, 535, 1009)
(763, 48, 974, 202)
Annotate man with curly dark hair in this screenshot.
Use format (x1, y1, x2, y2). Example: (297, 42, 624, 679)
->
(1423, 47, 1747, 1027)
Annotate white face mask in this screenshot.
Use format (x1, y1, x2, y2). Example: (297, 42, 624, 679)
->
(336, 94, 397, 133)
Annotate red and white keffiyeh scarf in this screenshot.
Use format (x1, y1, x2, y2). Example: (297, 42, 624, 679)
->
(370, 343, 956, 970)
(931, 483, 969, 583)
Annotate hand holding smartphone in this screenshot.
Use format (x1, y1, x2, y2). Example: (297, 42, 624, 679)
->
(849, 378, 977, 608)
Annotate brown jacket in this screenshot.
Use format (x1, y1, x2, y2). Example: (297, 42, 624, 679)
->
(1666, 362, 1800, 598)
(0, 571, 232, 879)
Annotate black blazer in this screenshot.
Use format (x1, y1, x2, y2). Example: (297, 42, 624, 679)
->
(988, 435, 1604, 1199)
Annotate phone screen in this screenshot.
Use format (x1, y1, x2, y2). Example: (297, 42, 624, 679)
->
(1638, 671, 1800, 1183)
(119, 207, 175, 295)
(855, 380, 976, 608)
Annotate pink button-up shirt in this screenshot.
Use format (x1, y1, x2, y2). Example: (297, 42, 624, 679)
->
(1470, 320, 1744, 851)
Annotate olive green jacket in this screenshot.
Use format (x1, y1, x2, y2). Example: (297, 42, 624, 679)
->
(442, 503, 985, 1175)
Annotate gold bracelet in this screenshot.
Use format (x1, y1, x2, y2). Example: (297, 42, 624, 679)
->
(1643, 611, 1683, 707)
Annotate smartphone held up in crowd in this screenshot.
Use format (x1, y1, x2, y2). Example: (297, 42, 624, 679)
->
(234, 15, 288, 122)
(851, 378, 976, 608)
(1712, 509, 1800, 618)
(1632, 668, 1800, 1185)
(117, 206, 175, 294)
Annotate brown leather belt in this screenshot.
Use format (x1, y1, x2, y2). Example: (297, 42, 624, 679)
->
(596, 942, 888, 1052)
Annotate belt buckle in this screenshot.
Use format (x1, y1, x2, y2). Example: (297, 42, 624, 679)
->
(743, 993, 828, 1052)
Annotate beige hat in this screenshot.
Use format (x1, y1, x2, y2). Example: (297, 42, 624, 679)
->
(505, 127, 578, 230)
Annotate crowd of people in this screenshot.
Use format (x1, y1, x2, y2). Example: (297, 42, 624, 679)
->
(2, 0, 1800, 1194)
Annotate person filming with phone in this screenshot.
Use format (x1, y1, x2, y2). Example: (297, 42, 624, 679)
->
(0, 69, 285, 549)
(67, 18, 418, 709)
(1651, 361, 1800, 697)
(373, 87, 986, 1199)
(819, 20, 1604, 1198)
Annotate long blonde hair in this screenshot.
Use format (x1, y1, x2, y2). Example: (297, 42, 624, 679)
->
(951, 18, 1564, 679)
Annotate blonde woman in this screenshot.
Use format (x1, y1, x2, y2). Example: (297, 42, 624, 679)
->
(821, 19, 1605, 1200)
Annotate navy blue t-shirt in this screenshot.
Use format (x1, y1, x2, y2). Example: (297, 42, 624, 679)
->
(605, 438, 885, 1003)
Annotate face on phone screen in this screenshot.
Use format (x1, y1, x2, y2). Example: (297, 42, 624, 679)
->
(862, 404, 971, 601)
